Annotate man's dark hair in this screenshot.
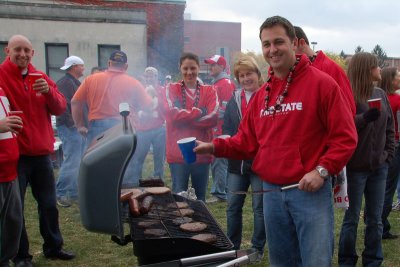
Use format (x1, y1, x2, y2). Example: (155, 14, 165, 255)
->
(259, 16, 296, 41)
(294, 26, 310, 45)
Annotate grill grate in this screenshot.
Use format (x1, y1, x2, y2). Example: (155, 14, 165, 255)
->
(121, 193, 232, 250)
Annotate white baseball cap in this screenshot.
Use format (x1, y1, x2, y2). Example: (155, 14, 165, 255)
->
(60, 56, 84, 70)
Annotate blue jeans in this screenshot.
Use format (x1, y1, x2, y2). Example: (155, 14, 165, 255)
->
(127, 126, 166, 185)
(397, 172, 400, 202)
(338, 163, 388, 267)
(86, 118, 120, 150)
(226, 172, 265, 253)
(15, 155, 64, 261)
(169, 163, 209, 201)
(382, 146, 400, 235)
(263, 179, 333, 267)
(210, 158, 228, 200)
(56, 125, 85, 199)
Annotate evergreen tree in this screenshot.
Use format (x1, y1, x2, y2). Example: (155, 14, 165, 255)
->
(371, 44, 388, 68)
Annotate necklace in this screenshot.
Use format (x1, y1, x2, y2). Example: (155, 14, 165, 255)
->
(181, 80, 201, 108)
(264, 57, 300, 115)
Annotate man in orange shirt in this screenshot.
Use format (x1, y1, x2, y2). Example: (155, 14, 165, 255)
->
(72, 50, 152, 148)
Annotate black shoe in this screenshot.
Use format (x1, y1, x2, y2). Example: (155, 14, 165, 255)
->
(382, 232, 399, 239)
(44, 249, 75, 260)
(14, 259, 33, 267)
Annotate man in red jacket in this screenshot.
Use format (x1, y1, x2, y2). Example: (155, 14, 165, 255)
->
(195, 16, 357, 266)
(204, 55, 236, 203)
(294, 26, 356, 116)
(0, 35, 74, 267)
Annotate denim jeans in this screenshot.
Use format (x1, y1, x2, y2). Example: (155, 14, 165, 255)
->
(15, 155, 64, 261)
(263, 179, 333, 267)
(127, 126, 166, 185)
(169, 163, 209, 201)
(210, 158, 228, 200)
(382, 146, 400, 235)
(397, 172, 400, 202)
(0, 180, 22, 265)
(338, 163, 388, 267)
(56, 125, 85, 199)
(86, 118, 121, 150)
(226, 172, 265, 253)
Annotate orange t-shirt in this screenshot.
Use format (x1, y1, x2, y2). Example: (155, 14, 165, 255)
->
(73, 69, 152, 121)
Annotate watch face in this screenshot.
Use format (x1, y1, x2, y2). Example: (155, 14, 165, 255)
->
(321, 169, 329, 177)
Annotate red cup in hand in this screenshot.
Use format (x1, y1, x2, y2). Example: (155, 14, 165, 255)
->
(28, 73, 43, 94)
(367, 98, 381, 110)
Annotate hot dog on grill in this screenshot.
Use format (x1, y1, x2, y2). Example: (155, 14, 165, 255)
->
(128, 196, 140, 217)
(139, 195, 154, 214)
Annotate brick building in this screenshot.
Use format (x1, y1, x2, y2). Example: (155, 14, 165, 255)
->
(0, 0, 185, 81)
(184, 19, 241, 83)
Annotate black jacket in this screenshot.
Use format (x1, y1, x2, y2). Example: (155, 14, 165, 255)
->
(222, 88, 254, 175)
(347, 87, 395, 171)
(56, 73, 81, 128)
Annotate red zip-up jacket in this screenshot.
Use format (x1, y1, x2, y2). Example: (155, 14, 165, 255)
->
(0, 58, 66, 155)
(213, 55, 357, 185)
(164, 81, 218, 164)
(0, 87, 19, 182)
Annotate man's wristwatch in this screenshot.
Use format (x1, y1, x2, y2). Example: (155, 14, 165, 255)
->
(316, 165, 329, 180)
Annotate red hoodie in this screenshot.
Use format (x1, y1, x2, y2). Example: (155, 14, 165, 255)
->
(312, 51, 356, 116)
(0, 58, 66, 156)
(213, 55, 357, 185)
(212, 76, 235, 136)
(164, 81, 218, 163)
(0, 87, 19, 182)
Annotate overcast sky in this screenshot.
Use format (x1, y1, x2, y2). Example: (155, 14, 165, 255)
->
(185, 0, 400, 57)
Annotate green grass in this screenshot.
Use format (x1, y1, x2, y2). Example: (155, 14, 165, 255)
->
(23, 155, 400, 266)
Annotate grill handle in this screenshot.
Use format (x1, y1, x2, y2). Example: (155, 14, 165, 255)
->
(215, 255, 250, 267)
(180, 250, 237, 266)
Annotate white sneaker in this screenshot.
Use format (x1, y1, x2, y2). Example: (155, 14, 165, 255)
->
(205, 196, 226, 204)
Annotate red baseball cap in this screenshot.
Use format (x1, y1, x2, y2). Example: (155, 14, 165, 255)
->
(204, 55, 227, 69)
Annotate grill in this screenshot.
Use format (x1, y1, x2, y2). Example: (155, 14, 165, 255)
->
(122, 193, 233, 265)
(78, 109, 256, 266)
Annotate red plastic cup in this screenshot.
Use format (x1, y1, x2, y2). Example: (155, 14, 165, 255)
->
(27, 73, 42, 91)
(367, 98, 382, 110)
(8, 110, 24, 132)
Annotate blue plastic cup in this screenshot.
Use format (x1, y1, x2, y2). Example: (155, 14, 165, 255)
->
(177, 137, 197, 164)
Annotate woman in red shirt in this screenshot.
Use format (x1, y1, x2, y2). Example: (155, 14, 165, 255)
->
(164, 52, 218, 201)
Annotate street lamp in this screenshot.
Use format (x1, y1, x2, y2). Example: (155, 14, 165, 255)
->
(311, 41, 318, 51)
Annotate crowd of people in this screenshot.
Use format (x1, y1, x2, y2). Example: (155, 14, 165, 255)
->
(1, 14, 400, 267)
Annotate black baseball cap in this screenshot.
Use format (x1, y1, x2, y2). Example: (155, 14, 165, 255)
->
(109, 50, 127, 63)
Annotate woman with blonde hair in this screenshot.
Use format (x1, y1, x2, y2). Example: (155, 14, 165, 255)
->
(338, 52, 395, 266)
(223, 55, 266, 261)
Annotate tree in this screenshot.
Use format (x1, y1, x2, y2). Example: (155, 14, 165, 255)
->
(371, 44, 388, 68)
(340, 50, 346, 59)
(354, 46, 364, 54)
(325, 51, 347, 70)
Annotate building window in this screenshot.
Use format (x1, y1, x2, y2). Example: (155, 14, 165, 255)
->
(0, 41, 7, 63)
(98, 44, 120, 69)
(45, 43, 68, 82)
(184, 36, 190, 43)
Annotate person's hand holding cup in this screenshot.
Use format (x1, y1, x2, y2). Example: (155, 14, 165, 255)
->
(177, 137, 197, 164)
(1, 111, 23, 134)
(28, 73, 49, 96)
(367, 98, 382, 110)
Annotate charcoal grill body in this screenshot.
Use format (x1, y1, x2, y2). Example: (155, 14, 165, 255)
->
(78, 120, 238, 266)
(78, 121, 136, 238)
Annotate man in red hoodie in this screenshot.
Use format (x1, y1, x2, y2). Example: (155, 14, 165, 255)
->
(0, 35, 73, 267)
(195, 16, 357, 266)
(204, 55, 236, 203)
